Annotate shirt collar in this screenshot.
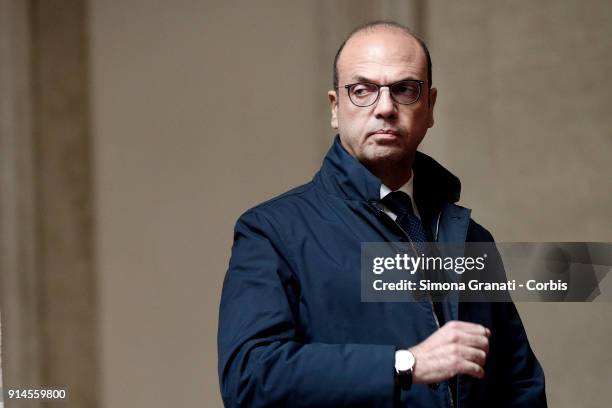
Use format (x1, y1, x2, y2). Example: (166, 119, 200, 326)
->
(379, 171, 422, 220)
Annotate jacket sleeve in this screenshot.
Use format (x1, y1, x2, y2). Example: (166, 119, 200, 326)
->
(473, 223, 547, 407)
(217, 210, 397, 408)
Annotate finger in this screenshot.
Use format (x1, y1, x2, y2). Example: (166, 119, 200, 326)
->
(441, 328, 488, 353)
(455, 332, 489, 353)
(457, 360, 485, 379)
(443, 344, 486, 371)
(457, 345, 487, 367)
(445, 320, 490, 337)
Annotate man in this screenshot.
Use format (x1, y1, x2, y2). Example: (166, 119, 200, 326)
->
(218, 21, 546, 407)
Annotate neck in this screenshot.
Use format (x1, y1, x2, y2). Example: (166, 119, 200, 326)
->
(366, 155, 415, 191)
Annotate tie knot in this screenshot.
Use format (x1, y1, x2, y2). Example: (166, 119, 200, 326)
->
(381, 191, 415, 217)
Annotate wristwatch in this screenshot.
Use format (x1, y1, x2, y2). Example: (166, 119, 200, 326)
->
(394, 349, 415, 390)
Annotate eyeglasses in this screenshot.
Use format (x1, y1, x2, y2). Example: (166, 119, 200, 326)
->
(342, 79, 425, 107)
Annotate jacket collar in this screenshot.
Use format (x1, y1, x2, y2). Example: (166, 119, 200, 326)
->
(316, 135, 462, 211)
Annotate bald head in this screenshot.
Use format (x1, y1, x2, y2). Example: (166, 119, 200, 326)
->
(326, 21, 438, 190)
(332, 21, 432, 90)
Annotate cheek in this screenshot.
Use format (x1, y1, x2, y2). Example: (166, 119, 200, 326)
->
(400, 107, 430, 132)
(338, 108, 370, 138)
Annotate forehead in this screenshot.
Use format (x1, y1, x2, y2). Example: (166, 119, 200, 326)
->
(337, 29, 427, 83)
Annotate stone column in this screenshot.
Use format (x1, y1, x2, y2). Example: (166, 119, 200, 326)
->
(0, 1, 99, 407)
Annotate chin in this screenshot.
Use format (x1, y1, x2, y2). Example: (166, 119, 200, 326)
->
(360, 144, 407, 164)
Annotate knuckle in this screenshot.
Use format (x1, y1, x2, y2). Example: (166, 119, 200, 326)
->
(480, 336, 489, 348)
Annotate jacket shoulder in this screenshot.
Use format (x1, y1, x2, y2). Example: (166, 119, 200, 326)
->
(467, 218, 496, 242)
(234, 181, 318, 229)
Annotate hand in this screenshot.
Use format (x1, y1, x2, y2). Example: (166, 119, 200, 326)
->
(409, 320, 491, 384)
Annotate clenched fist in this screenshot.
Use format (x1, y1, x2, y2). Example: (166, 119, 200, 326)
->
(409, 321, 491, 384)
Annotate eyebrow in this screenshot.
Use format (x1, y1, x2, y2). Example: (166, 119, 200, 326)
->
(350, 75, 422, 84)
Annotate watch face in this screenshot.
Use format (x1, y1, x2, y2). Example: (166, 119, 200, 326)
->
(395, 350, 415, 372)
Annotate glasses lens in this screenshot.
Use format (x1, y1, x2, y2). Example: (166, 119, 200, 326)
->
(390, 80, 421, 104)
(348, 83, 379, 106)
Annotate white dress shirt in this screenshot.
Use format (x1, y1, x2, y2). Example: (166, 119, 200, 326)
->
(379, 170, 422, 221)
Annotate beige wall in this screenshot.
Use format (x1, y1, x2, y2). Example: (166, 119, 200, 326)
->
(424, 0, 611, 242)
(422, 2, 612, 407)
(90, 2, 326, 407)
(87, 1, 611, 407)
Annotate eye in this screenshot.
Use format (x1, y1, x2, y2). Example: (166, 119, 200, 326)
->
(392, 81, 419, 96)
(351, 83, 378, 97)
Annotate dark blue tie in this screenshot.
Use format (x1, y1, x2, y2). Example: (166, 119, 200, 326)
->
(381, 191, 428, 244)
(381, 191, 452, 303)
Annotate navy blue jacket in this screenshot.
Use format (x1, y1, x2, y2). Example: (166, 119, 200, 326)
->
(218, 137, 546, 407)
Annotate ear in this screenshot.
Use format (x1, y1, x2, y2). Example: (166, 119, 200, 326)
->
(327, 89, 339, 130)
(426, 87, 437, 128)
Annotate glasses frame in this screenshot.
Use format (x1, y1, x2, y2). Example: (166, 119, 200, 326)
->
(342, 79, 425, 107)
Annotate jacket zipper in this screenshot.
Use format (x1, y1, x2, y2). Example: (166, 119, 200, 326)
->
(370, 203, 454, 408)
(393, 214, 454, 408)
(432, 212, 456, 408)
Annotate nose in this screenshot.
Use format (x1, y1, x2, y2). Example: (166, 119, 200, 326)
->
(373, 86, 397, 119)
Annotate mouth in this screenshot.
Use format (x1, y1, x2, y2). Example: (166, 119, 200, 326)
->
(368, 129, 401, 138)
